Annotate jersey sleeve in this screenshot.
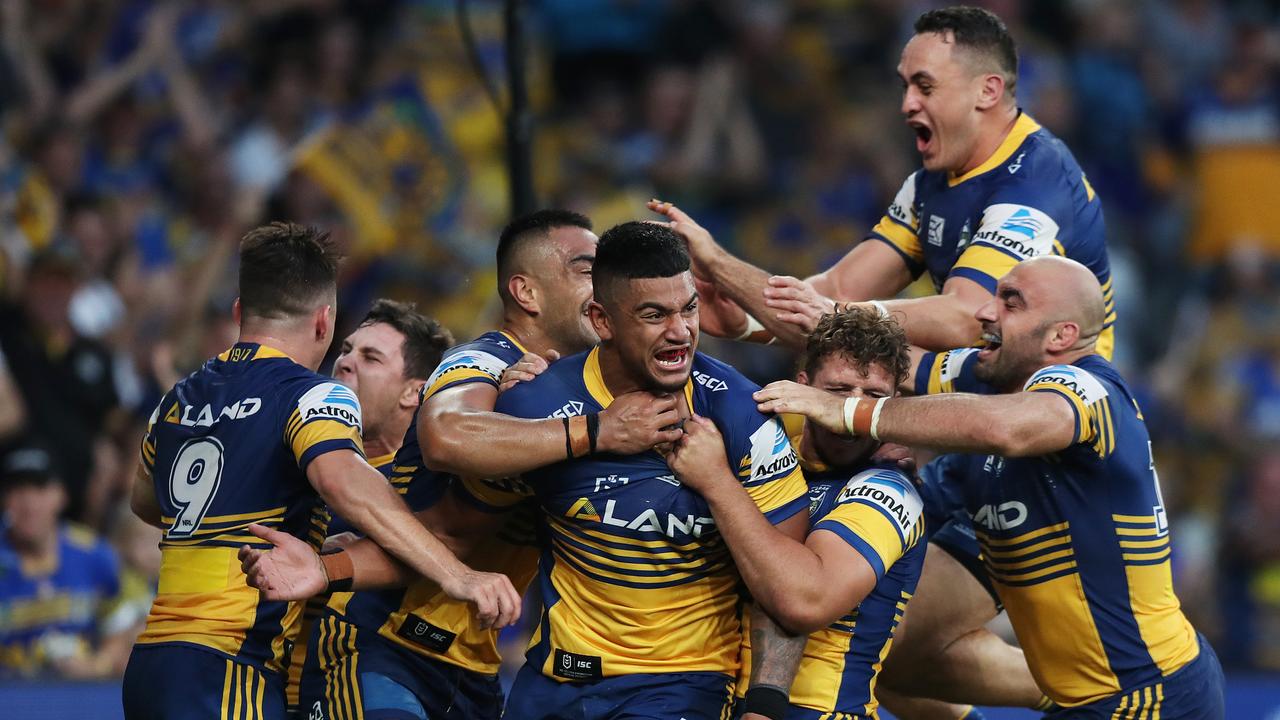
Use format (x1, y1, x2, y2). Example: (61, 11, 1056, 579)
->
(422, 342, 516, 400)
(866, 172, 925, 277)
(730, 416, 808, 525)
(914, 348, 982, 395)
(813, 469, 925, 580)
(139, 397, 163, 478)
(1023, 365, 1114, 456)
(950, 200, 1062, 292)
(284, 381, 365, 470)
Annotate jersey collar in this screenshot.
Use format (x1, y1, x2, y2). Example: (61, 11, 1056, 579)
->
(947, 111, 1041, 187)
(497, 331, 529, 354)
(582, 347, 695, 411)
(217, 342, 293, 362)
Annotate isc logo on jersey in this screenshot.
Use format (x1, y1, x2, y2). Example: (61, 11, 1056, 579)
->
(298, 383, 363, 429)
(836, 471, 923, 536)
(747, 419, 798, 482)
(973, 203, 1058, 260)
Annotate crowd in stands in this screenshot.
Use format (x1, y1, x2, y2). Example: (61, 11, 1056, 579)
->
(0, 0, 1277, 680)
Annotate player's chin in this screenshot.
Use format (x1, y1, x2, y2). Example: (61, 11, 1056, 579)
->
(646, 358, 692, 393)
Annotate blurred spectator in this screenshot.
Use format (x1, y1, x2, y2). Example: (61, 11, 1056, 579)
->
(0, 247, 122, 524)
(0, 442, 134, 679)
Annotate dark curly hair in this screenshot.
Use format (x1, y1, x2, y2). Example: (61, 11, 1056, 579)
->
(800, 307, 911, 387)
(358, 299, 454, 380)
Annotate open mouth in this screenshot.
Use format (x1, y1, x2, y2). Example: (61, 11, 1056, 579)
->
(978, 331, 1002, 358)
(654, 347, 690, 369)
(909, 122, 933, 154)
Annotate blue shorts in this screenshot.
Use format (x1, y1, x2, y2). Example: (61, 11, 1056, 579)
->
(504, 663, 735, 720)
(123, 643, 285, 720)
(298, 613, 503, 720)
(1044, 635, 1224, 720)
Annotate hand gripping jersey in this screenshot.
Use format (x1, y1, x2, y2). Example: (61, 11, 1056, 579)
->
(0, 524, 121, 676)
(914, 349, 1200, 707)
(739, 419, 925, 719)
(870, 112, 1117, 359)
(309, 331, 538, 685)
(461, 348, 809, 680)
(134, 343, 364, 674)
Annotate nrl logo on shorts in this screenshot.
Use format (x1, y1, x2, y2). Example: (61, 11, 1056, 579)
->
(309, 701, 325, 720)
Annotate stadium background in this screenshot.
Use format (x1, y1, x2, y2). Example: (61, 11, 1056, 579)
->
(0, 0, 1277, 716)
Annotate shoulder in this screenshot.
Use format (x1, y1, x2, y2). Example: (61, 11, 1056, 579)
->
(1023, 361, 1112, 407)
(693, 353, 772, 438)
(494, 351, 590, 418)
(832, 465, 924, 534)
(428, 334, 522, 382)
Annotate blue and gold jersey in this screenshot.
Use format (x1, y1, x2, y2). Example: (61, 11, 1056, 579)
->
(740, 421, 925, 718)
(915, 349, 1199, 706)
(870, 112, 1116, 358)
(323, 330, 539, 676)
(0, 525, 121, 677)
(136, 342, 364, 675)
(462, 348, 809, 680)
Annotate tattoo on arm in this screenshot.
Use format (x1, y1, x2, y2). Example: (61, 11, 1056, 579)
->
(749, 603, 807, 692)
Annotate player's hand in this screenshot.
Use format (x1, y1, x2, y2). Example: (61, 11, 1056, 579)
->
(648, 199, 721, 275)
(741, 715, 771, 720)
(763, 275, 836, 335)
(499, 350, 559, 393)
(597, 392, 686, 454)
(662, 415, 733, 492)
(694, 276, 749, 338)
(239, 523, 327, 601)
(871, 441, 917, 476)
(439, 568, 523, 630)
(753, 381, 845, 434)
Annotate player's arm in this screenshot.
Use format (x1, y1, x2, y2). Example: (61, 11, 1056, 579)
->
(753, 381, 1077, 458)
(421, 382, 683, 478)
(130, 418, 163, 528)
(667, 417, 876, 633)
(651, 202, 915, 348)
(740, 604, 808, 720)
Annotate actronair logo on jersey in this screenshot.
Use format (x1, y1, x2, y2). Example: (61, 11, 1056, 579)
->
(297, 382, 362, 430)
(836, 470, 923, 536)
(973, 203, 1058, 260)
(426, 350, 508, 387)
(747, 420, 798, 482)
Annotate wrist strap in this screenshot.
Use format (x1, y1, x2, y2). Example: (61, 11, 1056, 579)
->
(562, 417, 573, 459)
(741, 686, 789, 720)
(568, 415, 591, 458)
(869, 300, 890, 318)
(736, 314, 766, 341)
(320, 549, 354, 593)
(847, 396, 888, 439)
(585, 413, 600, 454)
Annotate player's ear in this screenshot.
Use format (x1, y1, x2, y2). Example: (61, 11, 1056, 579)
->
(795, 370, 810, 386)
(1048, 321, 1079, 353)
(588, 300, 612, 341)
(509, 274, 541, 316)
(399, 381, 424, 410)
(976, 72, 1005, 110)
(315, 304, 333, 341)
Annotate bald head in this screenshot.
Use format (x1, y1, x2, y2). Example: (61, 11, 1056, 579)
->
(1013, 256, 1106, 343)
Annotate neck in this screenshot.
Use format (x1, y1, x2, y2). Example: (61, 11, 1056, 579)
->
(362, 406, 414, 461)
(500, 312, 562, 358)
(596, 345, 647, 397)
(955, 104, 1020, 176)
(8, 527, 58, 565)
(238, 330, 321, 371)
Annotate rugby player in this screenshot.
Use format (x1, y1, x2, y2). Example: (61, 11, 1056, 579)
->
(654, 7, 1107, 715)
(284, 298, 452, 714)
(754, 257, 1225, 719)
(123, 223, 519, 720)
(244, 222, 811, 720)
(667, 307, 926, 720)
(254, 210, 684, 720)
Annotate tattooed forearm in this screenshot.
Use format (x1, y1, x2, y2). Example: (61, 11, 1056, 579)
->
(750, 603, 807, 692)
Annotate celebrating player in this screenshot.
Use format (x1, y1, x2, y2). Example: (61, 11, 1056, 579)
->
(122, 223, 519, 720)
(283, 298, 452, 714)
(666, 307, 927, 720)
(755, 257, 1225, 719)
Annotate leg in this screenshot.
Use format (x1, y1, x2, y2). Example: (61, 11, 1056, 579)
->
(880, 543, 1043, 709)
